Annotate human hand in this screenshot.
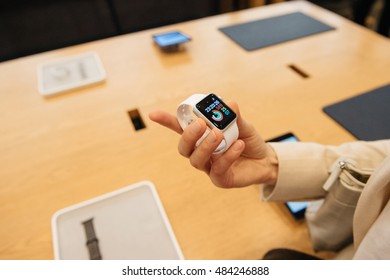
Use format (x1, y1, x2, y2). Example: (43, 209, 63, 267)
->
(149, 102, 278, 188)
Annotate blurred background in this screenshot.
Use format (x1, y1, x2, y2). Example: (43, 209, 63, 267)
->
(1, 0, 388, 62)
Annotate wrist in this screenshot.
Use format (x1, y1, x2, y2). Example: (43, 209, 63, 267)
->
(262, 143, 279, 185)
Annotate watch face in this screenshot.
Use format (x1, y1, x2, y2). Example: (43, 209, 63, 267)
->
(196, 94, 236, 130)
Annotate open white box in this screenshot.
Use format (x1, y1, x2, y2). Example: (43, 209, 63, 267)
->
(51, 181, 184, 260)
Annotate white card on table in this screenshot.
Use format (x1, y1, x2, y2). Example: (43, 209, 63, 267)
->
(37, 52, 106, 96)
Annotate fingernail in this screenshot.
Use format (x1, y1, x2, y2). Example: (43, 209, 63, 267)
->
(234, 140, 243, 151)
(190, 120, 202, 133)
(207, 130, 217, 143)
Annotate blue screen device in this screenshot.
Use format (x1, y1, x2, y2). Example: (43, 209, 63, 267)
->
(267, 132, 309, 220)
(153, 31, 191, 48)
(285, 201, 309, 220)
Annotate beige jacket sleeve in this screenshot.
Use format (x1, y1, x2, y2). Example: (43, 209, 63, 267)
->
(262, 140, 390, 202)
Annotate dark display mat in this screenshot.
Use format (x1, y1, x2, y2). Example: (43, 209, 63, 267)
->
(219, 12, 335, 51)
(323, 84, 390, 141)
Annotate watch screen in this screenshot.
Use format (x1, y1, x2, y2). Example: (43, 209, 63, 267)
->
(196, 94, 236, 130)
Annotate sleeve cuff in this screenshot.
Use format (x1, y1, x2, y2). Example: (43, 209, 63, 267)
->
(261, 142, 329, 202)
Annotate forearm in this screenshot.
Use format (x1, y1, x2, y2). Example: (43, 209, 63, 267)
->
(262, 140, 390, 202)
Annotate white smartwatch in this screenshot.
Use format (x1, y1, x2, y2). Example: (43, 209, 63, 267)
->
(177, 93, 239, 154)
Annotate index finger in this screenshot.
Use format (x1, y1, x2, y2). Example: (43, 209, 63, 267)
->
(149, 110, 183, 134)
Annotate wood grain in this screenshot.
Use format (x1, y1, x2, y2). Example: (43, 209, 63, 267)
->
(1, 1, 390, 259)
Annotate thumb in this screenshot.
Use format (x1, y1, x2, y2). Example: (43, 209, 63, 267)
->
(225, 101, 256, 139)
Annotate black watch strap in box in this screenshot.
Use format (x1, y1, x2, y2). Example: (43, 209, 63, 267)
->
(82, 218, 102, 260)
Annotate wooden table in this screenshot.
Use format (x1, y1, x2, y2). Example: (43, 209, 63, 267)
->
(1, 1, 390, 260)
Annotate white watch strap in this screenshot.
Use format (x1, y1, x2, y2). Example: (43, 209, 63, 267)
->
(177, 94, 206, 129)
(176, 94, 238, 154)
(220, 121, 239, 153)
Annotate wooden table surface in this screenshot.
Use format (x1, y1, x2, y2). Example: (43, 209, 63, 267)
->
(1, 1, 390, 259)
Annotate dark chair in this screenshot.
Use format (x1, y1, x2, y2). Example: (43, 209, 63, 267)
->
(0, 0, 238, 62)
(352, 0, 390, 37)
(110, 0, 221, 34)
(0, 0, 117, 62)
(263, 248, 321, 260)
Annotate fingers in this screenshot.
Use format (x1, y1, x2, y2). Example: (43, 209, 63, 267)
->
(178, 118, 225, 173)
(150, 110, 225, 173)
(188, 128, 224, 173)
(211, 140, 245, 176)
(150, 103, 250, 177)
(149, 110, 183, 134)
(178, 119, 207, 157)
(149, 102, 252, 139)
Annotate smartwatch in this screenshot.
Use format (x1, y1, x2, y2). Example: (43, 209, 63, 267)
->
(177, 93, 239, 154)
